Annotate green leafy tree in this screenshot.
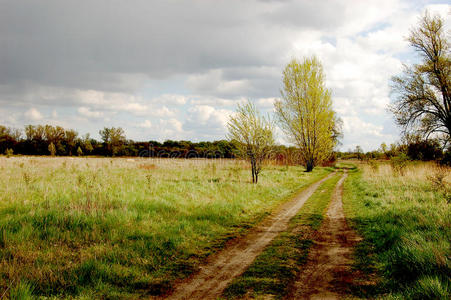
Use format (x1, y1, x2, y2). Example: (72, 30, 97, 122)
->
(65, 129, 78, 156)
(48, 142, 56, 156)
(83, 133, 94, 154)
(0, 126, 21, 154)
(391, 12, 450, 146)
(227, 101, 275, 183)
(99, 127, 126, 156)
(380, 142, 388, 155)
(355, 145, 363, 160)
(77, 146, 83, 157)
(275, 56, 340, 172)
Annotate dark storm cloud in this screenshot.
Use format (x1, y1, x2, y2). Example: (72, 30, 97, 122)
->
(1, 0, 289, 91)
(0, 0, 359, 96)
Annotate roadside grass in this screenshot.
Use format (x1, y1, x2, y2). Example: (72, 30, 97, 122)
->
(342, 162, 451, 299)
(335, 161, 358, 170)
(222, 172, 342, 299)
(0, 157, 332, 299)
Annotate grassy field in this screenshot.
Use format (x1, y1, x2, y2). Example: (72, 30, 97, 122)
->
(222, 172, 342, 299)
(0, 156, 331, 299)
(343, 161, 451, 299)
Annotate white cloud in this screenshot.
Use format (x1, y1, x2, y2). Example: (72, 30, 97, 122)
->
(137, 120, 152, 128)
(24, 108, 43, 121)
(341, 116, 397, 151)
(154, 94, 187, 105)
(77, 106, 104, 119)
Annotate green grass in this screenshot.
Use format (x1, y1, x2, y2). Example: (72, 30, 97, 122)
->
(222, 172, 342, 299)
(335, 161, 358, 170)
(0, 157, 332, 299)
(342, 162, 451, 299)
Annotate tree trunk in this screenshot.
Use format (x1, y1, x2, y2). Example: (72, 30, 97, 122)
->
(306, 159, 314, 172)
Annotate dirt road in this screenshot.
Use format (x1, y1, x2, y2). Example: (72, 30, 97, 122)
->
(165, 172, 335, 300)
(287, 171, 361, 299)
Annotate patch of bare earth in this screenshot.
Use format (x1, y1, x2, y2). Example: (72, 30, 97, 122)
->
(286, 172, 362, 300)
(162, 173, 335, 300)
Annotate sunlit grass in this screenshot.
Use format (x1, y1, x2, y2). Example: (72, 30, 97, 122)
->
(343, 161, 451, 299)
(0, 156, 331, 298)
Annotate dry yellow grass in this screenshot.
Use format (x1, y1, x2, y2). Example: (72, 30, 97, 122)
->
(361, 161, 451, 184)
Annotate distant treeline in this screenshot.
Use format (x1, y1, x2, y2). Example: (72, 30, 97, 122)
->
(0, 124, 304, 163)
(0, 124, 241, 158)
(337, 136, 450, 165)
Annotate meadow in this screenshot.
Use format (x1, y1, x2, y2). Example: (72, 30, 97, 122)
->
(0, 156, 331, 299)
(343, 161, 451, 299)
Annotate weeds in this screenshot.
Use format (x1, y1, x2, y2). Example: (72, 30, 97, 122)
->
(9, 281, 35, 300)
(367, 159, 379, 172)
(0, 157, 332, 298)
(343, 162, 451, 299)
(427, 166, 451, 203)
(146, 174, 152, 185)
(22, 172, 31, 185)
(390, 153, 408, 176)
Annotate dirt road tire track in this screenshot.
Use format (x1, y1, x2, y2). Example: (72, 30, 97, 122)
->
(164, 172, 336, 300)
(286, 171, 362, 300)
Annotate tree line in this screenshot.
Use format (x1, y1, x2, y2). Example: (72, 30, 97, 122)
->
(0, 124, 240, 158)
(1, 124, 310, 162)
(338, 135, 449, 165)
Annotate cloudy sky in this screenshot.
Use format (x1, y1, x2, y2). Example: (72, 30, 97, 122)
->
(1, 0, 450, 151)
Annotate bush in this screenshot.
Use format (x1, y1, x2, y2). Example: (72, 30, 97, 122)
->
(367, 159, 379, 172)
(440, 150, 451, 166)
(5, 148, 13, 158)
(390, 153, 409, 176)
(406, 139, 443, 161)
(427, 166, 451, 203)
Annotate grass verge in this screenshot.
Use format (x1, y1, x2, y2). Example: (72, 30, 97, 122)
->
(342, 162, 451, 299)
(222, 172, 342, 299)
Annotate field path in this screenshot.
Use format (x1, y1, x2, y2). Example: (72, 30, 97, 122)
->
(165, 172, 336, 300)
(286, 171, 361, 299)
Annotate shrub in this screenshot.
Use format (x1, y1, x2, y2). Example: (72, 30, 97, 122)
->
(406, 138, 443, 161)
(427, 166, 451, 203)
(367, 159, 379, 172)
(5, 148, 13, 158)
(440, 150, 451, 166)
(390, 153, 409, 176)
